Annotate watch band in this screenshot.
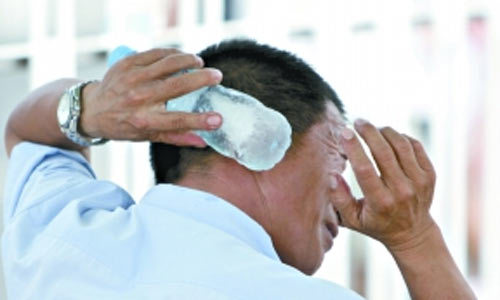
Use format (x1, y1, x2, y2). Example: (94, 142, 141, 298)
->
(60, 81, 108, 147)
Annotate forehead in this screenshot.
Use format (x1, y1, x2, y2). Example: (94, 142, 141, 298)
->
(314, 102, 346, 136)
(299, 102, 346, 146)
(323, 102, 345, 126)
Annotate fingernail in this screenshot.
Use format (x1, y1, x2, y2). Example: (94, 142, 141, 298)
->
(206, 114, 222, 127)
(211, 69, 223, 81)
(341, 127, 354, 140)
(196, 56, 204, 66)
(354, 118, 368, 127)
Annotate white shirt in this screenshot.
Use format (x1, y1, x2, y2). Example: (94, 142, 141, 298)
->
(2, 142, 364, 299)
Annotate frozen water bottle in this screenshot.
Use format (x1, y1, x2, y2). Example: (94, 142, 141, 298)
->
(108, 46, 292, 171)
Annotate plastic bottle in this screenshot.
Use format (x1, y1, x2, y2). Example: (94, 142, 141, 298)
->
(108, 46, 292, 171)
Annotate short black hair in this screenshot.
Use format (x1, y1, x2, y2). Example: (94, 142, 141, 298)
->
(150, 39, 344, 183)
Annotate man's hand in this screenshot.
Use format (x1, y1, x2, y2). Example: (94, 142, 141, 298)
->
(5, 48, 224, 158)
(80, 48, 223, 147)
(330, 119, 476, 299)
(332, 119, 436, 250)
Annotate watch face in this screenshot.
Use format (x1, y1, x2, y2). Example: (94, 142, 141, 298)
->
(57, 93, 71, 126)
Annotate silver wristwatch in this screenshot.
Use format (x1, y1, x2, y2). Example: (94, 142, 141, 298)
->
(57, 81, 108, 147)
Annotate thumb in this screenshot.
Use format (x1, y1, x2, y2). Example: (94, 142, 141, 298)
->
(331, 173, 360, 230)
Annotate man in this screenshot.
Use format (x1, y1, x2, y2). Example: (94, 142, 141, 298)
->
(2, 40, 475, 299)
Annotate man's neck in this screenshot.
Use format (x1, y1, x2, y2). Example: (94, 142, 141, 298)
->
(175, 162, 269, 227)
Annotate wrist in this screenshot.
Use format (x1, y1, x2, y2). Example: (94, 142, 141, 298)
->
(387, 221, 477, 299)
(387, 220, 443, 260)
(79, 81, 101, 138)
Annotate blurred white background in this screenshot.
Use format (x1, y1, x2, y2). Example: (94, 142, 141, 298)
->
(0, 0, 499, 299)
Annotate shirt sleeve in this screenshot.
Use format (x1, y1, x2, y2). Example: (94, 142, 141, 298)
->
(3, 142, 134, 226)
(2, 142, 138, 299)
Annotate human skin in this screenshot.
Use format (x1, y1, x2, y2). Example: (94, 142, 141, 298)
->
(4, 48, 476, 300)
(332, 120, 476, 299)
(247, 103, 348, 274)
(5, 48, 224, 159)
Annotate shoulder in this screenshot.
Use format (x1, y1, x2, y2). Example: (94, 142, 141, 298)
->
(232, 258, 364, 299)
(209, 256, 363, 299)
(154, 233, 362, 300)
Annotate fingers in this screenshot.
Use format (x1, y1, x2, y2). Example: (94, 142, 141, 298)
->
(340, 127, 387, 200)
(125, 48, 182, 66)
(404, 134, 436, 176)
(151, 68, 223, 102)
(154, 131, 207, 147)
(354, 119, 406, 184)
(129, 110, 222, 147)
(137, 53, 204, 81)
(129, 111, 223, 133)
(119, 67, 222, 106)
(330, 173, 361, 230)
(380, 127, 424, 181)
(112, 48, 222, 105)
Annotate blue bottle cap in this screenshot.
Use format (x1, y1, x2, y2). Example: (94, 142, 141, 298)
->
(107, 45, 137, 68)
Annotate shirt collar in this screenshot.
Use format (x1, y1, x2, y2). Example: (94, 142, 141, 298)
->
(140, 184, 281, 261)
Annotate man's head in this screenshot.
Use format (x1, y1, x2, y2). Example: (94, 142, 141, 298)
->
(150, 39, 348, 274)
